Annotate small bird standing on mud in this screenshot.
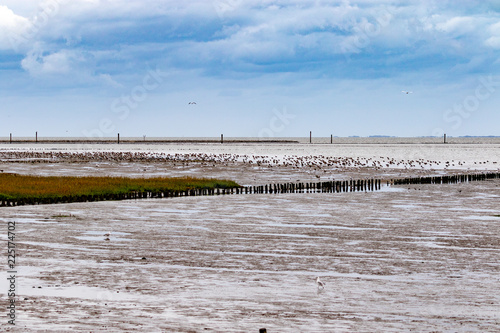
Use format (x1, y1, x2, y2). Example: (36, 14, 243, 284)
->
(316, 276, 325, 290)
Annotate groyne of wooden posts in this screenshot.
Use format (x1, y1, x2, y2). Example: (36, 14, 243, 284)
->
(1, 172, 499, 207)
(238, 171, 500, 194)
(390, 172, 500, 185)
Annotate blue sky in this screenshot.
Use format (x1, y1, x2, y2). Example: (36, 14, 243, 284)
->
(1, 0, 500, 138)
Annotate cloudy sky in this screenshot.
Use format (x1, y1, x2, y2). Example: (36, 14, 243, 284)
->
(1, 0, 500, 138)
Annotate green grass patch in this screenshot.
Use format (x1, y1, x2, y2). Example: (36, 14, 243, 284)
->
(0, 173, 240, 203)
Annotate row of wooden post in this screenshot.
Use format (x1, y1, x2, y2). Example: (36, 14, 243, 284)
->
(245, 179, 382, 194)
(7, 133, 122, 144)
(390, 172, 500, 185)
(8, 133, 451, 144)
(0, 179, 382, 207)
(7, 132, 37, 143)
(0, 188, 236, 207)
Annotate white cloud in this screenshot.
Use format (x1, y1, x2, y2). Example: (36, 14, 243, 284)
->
(2, 1, 500, 83)
(0, 1, 71, 52)
(486, 21, 500, 49)
(436, 16, 481, 37)
(21, 47, 78, 76)
(0, 5, 30, 50)
(486, 36, 500, 49)
(98, 73, 123, 88)
(0, 1, 40, 16)
(0, 5, 27, 27)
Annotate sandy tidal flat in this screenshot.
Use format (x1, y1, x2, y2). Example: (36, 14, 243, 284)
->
(1, 142, 500, 332)
(0, 181, 499, 332)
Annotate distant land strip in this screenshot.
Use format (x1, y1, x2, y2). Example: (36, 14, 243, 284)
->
(0, 139, 300, 144)
(1, 137, 500, 145)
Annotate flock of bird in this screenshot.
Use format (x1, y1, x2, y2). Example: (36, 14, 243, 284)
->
(0, 151, 494, 172)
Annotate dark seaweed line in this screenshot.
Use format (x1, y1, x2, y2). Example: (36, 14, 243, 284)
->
(1, 172, 499, 207)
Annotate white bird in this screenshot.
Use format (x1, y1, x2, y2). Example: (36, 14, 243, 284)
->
(316, 276, 325, 289)
(402, 91, 413, 94)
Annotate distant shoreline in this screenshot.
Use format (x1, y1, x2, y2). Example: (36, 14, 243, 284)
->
(0, 136, 499, 145)
(0, 139, 300, 144)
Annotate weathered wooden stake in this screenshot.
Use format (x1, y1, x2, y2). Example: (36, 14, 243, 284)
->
(331, 134, 333, 144)
(221, 134, 223, 144)
(310, 131, 312, 143)
(444, 133, 447, 144)
(118, 133, 120, 144)
(36, 131, 38, 143)
(10, 133, 12, 144)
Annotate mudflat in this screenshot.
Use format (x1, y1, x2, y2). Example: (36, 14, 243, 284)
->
(1, 142, 499, 332)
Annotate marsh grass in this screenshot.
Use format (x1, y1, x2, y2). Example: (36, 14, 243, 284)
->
(0, 173, 239, 202)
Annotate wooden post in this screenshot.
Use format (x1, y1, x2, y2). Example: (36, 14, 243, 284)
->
(221, 134, 223, 144)
(10, 133, 12, 144)
(118, 133, 120, 144)
(331, 134, 333, 144)
(36, 131, 38, 143)
(310, 131, 312, 143)
(444, 133, 446, 144)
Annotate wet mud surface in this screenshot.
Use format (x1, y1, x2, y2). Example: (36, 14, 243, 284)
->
(1, 143, 499, 332)
(1, 180, 500, 332)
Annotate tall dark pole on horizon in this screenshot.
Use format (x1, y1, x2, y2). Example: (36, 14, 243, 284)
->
(310, 131, 312, 144)
(444, 133, 447, 144)
(10, 133, 12, 144)
(118, 133, 120, 144)
(36, 131, 38, 143)
(221, 134, 224, 144)
(331, 134, 333, 144)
